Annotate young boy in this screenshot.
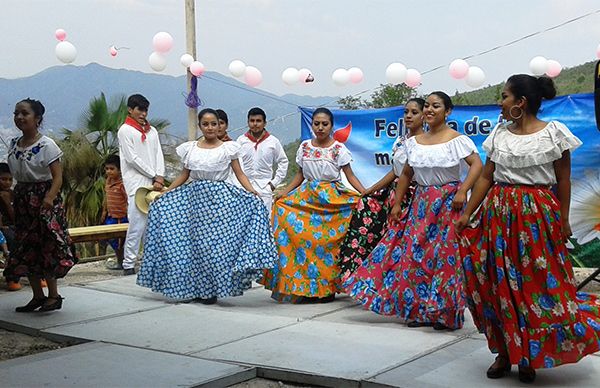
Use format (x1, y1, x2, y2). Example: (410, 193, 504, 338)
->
(101, 155, 128, 269)
(0, 162, 21, 291)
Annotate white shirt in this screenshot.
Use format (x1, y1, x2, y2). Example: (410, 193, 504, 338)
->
(118, 123, 165, 196)
(392, 135, 410, 176)
(296, 140, 353, 181)
(7, 135, 63, 182)
(484, 121, 582, 185)
(176, 141, 240, 181)
(406, 135, 478, 186)
(237, 133, 288, 190)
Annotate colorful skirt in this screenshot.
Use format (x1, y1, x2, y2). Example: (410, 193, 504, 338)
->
(344, 182, 465, 329)
(136, 180, 277, 300)
(459, 184, 600, 369)
(3, 181, 77, 279)
(262, 180, 359, 302)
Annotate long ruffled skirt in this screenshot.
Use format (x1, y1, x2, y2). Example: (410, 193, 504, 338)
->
(137, 180, 277, 300)
(459, 184, 600, 369)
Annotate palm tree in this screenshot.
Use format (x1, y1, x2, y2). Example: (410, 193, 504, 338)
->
(59, 93, 170, 229)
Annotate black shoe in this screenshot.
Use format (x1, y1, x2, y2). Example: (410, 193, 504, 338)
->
(194, 296, 217, 305)
(433, 322, 451, 331)
(486, 356, 511, 379)
(123, 268, 135, 276)
(15, 297, 47, 313)
(39, 295, 63, 312)
(318, 294, 336, 303)
(407, 321, 433, 328)
(518, 366, 536, 383)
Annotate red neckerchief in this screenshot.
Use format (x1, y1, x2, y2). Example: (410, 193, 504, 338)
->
(245, 130, 270, 150)
(125, 116, 151, 142)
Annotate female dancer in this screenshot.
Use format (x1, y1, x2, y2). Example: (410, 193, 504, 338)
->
(344, 92, 482, 330)
(456, 74, 600, 383)
(263, 107, 365, 303)
(338, 98, 425, 281)
(137, 108, 277, 304)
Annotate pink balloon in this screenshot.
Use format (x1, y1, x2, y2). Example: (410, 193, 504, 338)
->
(109, 46, 118, 57)
(244, 66, 262, 87)
(448, 59, 469, 79)
(153, 32, 173, 53)
(348, 67, 364, 84)
(405, 69, 421, 88)
(55, 28, 67, 42)
(298, 68, 311, 83)
(596, 43, 600, 59)
(545, 60, 562, 78)
(189, 61, 205, 76)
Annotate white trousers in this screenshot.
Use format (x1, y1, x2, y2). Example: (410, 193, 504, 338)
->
(123, 195, 148, 269)
(255, 184, 274, 221)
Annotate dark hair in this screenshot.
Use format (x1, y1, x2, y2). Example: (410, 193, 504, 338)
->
(428, 91, 454, 111)
(18, 98, 46, 125)
(312, 107, 334, 124)
(127, 94, 150, 111)
(247, 107, 266, 121)
(198, 108, 219, 122)
(216, 109, 228, 125)
(0, 162, 11, 175)
(506, 74, 556, 115)
(405, 97, 425, 111)
(104, 154, 121, 169)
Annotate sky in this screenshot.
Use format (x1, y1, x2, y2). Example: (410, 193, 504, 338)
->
(1, 0, 600, 99)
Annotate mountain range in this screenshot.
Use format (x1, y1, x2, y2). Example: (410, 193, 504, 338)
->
(0, 63, 337, 146)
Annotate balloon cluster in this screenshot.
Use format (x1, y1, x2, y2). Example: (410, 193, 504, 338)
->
(281, 67, 314, 86)
(331, 67, 364, 87)
(148, 32, 174, 72)
(529, 56, 562, 78)
(448, 59, 486, 88)
(228, 60, 262, 87)
(54, 29, 77, 64)
(385, 63, 421, 88)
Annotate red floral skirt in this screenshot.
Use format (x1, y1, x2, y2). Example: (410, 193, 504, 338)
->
(3, 182, 77, 279)
(459, 184, 600, 369)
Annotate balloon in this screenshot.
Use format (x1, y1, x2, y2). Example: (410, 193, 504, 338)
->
(282, 67, 299, 85)
(529, 56, 548, 76)
(180, 53, 194, 67)
(190, 61, 205, 76)
(332, 68, 350, 86)
(448, 59, 469, 79)
(55, 41, 77, 63)
(244, 66, 262, 87)
(596, 43, 600, 59)
(109, 46, 118, 57)
(348, 67, 364, 84)
(148, 52, 167, 72)
(298, 68, 312, 83)
(545, 60, 562, 78)
(405, 68, 421, 88)
(55, 29, 67, 42)
(152, 32, 173, 53)
(465, 66, 485, 88)
(385, 63, 407, 84)
(229, 60, 246, 77)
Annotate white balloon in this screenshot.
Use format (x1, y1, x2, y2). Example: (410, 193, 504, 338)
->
(282, 67, 299, 85)
(148, 52, 167, 72)
(180, 53, 194, 67)
(465, 66, 485, 88)
(229, 60, 246, 77)
(529, 56, 548, 76)
(332, 68, 350, 86)
(385, 63, 407, 84)
(55, 41, 77, 64)
(298, 68, 312, 83)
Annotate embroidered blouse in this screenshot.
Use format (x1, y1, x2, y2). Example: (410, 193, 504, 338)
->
(7, 135, 63, 183)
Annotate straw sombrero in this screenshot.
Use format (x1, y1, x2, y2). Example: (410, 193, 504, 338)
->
(135, 186, 163, 214)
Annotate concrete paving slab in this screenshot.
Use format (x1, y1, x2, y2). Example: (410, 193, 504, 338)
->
(365, 338, 600, 388)
(0, 341, 255, 388)
(72, 275, 172, 301)
(314, 304, 478, 337)
(194, 319, 458, 381)
(0, 286, 167, 334)
(44, 303, 299, 354)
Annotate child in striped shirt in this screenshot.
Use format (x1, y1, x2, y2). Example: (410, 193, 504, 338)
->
(101, 155, 128, 269)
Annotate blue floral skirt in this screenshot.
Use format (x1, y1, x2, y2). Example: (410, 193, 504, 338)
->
(136, 180, 277, 300)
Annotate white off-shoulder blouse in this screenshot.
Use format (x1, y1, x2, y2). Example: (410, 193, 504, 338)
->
(176, 140, 241, 181)
(296, 140, 353, 182)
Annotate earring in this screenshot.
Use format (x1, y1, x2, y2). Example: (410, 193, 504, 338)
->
(509, 105, 523, 120)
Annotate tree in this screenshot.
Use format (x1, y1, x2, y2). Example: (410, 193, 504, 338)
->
(337, 84, 416, 110)
(337, 95, 369, 110)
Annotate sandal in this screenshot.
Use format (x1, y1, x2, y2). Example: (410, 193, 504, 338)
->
(518, 366, 536, 383)
(39, 295, 63, 312)
(15, 297, 47, 313)
(486, 355, 511, 379)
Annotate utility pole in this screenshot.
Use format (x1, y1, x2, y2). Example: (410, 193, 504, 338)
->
(185, 0, 197, 140)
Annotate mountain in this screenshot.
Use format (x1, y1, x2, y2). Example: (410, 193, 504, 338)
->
(0, 63, 337, 146)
